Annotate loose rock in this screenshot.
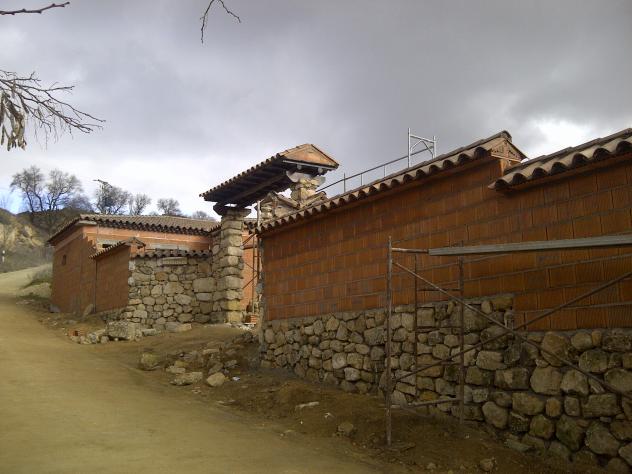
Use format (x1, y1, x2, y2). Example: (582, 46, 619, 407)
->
(206, 372, 227, 387)
(139, 351, 161, 370)
(171, 371, 203, 386)
(478, 458, 496, 472)
(337, 421, 356, 437)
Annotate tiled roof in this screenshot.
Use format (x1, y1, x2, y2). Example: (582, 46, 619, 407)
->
(49, 214, 220, 243)
(136, 249, 211, 258)
(490, 128, 632, 190)
(90, 237, 145, 259)
(200, 143, 339, 206)
(255, 131, 523, 233)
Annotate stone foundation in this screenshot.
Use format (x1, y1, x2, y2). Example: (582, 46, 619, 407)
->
(260, 296, 632, 471)
(122, 254, 217, 328)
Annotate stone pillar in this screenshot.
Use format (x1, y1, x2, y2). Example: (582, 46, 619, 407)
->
(211, 206, 249, 323)
(289, 175, 322, 206)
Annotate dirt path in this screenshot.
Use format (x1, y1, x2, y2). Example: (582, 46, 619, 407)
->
(0, 268, 389, 474)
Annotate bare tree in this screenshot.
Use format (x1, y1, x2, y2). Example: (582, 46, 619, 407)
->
(45, 169, 81, 209)
(11, 165, 83, 230)
(94, 182, 131, 215)
(128, 193, 151, 215)
(10, 166, 45, 221)
(190, 210, 216, 221)
(200, 0, 240, 42)
(66, 193, 92, 212)
(157, 198, 182, 217)
(40, 169, 82, 229)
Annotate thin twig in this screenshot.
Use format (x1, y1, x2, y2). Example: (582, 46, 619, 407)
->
(0, 69, 103, 151)
(200, 0, 241, 43)
(0, 2, 70, 15)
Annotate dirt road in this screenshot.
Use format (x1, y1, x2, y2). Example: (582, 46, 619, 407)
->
(0, 268, 388, 474)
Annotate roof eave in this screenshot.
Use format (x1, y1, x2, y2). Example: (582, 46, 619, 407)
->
(256, 132, 513, 234)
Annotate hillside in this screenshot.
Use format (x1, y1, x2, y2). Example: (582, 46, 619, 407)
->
(0, 209, 52, 273)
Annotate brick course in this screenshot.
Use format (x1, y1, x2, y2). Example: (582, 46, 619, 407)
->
(261, 153, 632, 329)
(94, 244, 131, 312)
(51, 221, 259, 318)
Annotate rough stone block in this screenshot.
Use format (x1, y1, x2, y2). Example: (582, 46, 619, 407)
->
(605, 369, 632, 393)
(495, 368, 530, 390)
(582, 394, 620, 418)
(476, 351, 506, 371)
(106, 321, 141, 341)
(585, 422, 621, 457)
(579, 349, 609, 374)
(556, 415, 585, 451)
(512, 392, 545, 415)
(482, 401, 508, 429)
(530, 367, 562, 395)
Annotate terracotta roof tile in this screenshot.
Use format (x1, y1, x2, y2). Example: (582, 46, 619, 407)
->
(49, 214, 219, 243)
(490, 128, 632, 190)
(255, 131, 521, 233)
(136, 249, 211, 259)
(200, 143, 339, 206)
(90, 237, 145, 259)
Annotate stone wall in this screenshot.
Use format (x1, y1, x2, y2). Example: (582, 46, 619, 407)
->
(122, 254, 216, 328)
(210, 208, 248, 323)
(260, 297, 632, 471)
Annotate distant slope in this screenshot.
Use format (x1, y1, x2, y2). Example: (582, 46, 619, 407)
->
(0, 209, 51, 273)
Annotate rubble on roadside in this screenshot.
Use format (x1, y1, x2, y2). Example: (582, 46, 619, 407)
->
(143, 331, 258, 387)
(64, 321, 199, 345)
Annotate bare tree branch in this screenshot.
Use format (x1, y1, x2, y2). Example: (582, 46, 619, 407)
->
(94, 182, 131, 215)
(128, 193, 151, 215)
(200, 0, 241, 43)
(157, 198, 182, 216)
(11, 165, 84, 231)
(0, 2, 70, 15)
(0, 70, 104, 151)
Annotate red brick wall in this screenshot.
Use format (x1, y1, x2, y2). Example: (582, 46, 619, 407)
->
(261, 152, 632, 329)
(51, 226, 212, 314)
(51, 228, 96, 314)
(94, 245, 131, 312)
(51, 224, 257, 315)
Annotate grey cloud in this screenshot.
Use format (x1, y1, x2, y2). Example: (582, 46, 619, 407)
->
(0, 0, 630, 214)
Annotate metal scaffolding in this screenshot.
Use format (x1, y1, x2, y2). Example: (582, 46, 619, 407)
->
(384, 234, 632, 446)
(242, 232, 260, 319)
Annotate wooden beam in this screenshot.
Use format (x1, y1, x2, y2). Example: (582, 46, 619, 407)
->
(223, 173, 287, 205)
(428, 234, 632, 256)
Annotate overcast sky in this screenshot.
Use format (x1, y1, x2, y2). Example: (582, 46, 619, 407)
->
(1, 0, 631, 216)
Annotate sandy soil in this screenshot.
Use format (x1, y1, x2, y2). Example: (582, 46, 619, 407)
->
(0, 266, 600, 473)
(0, 267, 393, 474)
